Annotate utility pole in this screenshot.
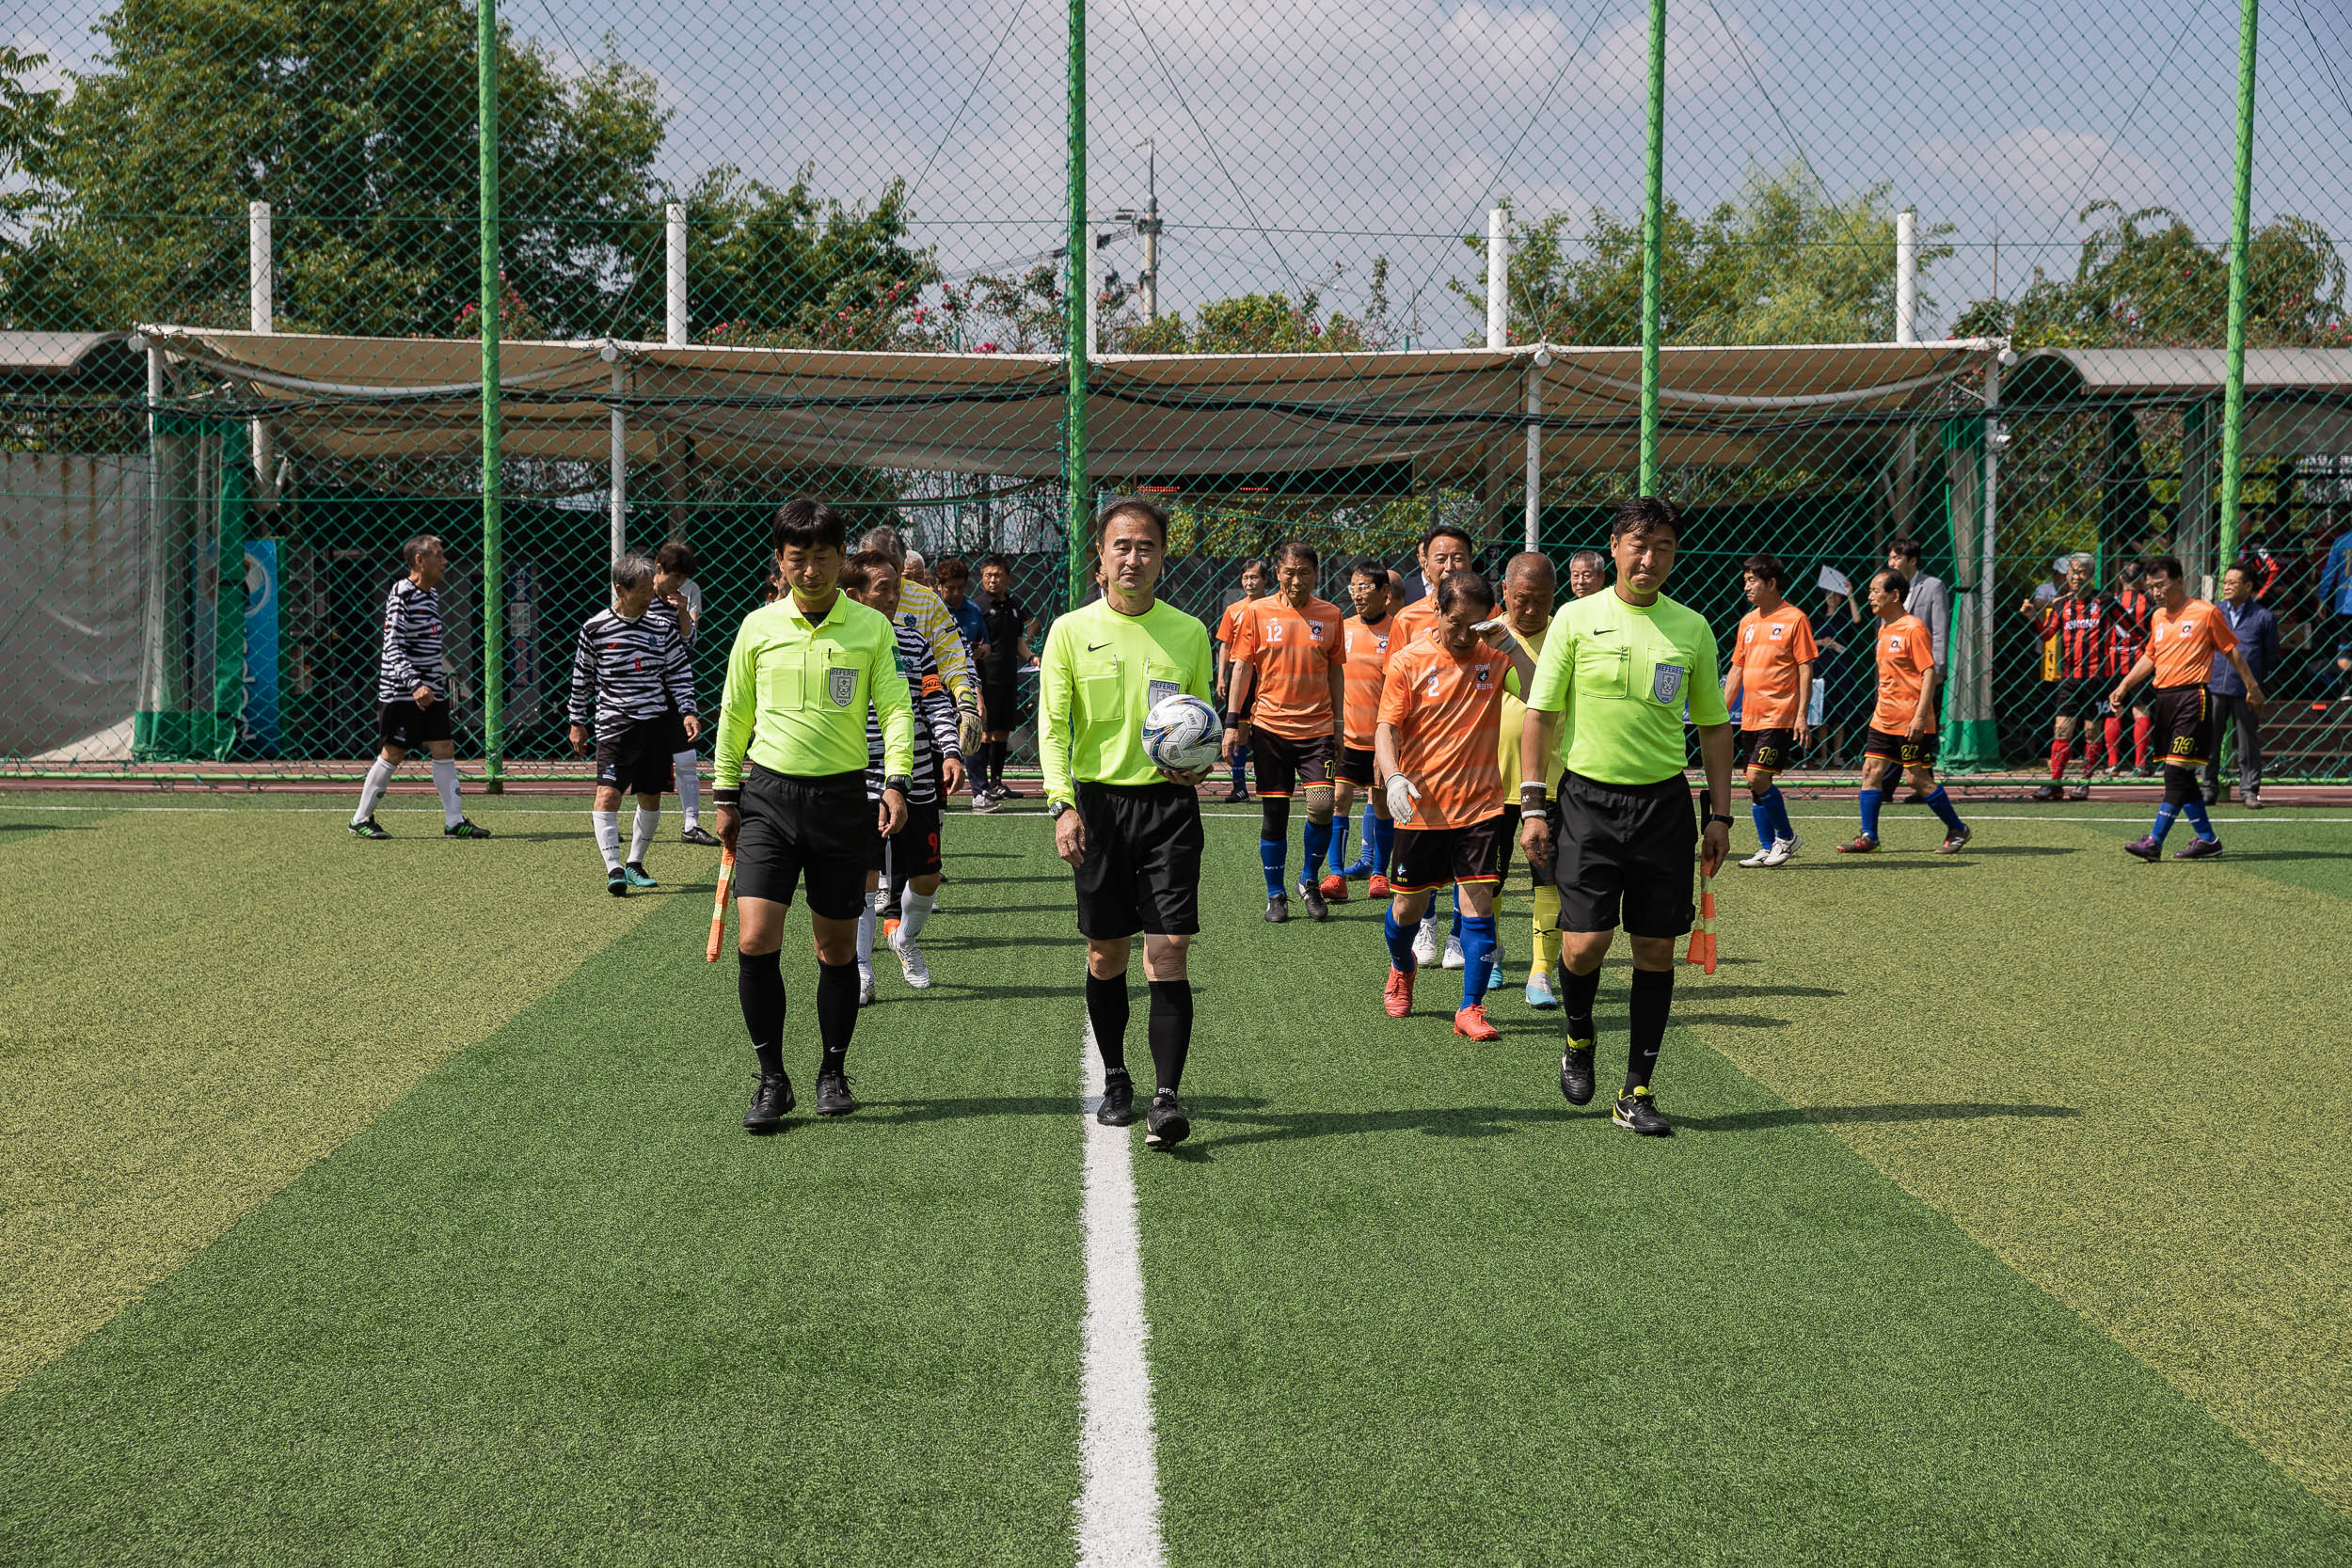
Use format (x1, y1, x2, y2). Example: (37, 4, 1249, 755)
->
(1138, 140, 1161, 325)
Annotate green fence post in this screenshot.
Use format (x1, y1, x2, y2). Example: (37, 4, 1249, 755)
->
(1063, 0, 1089, 615)
(479, 0, 505, 792)
(1637, 0, 1666, 495)
(212, 422, 248, 761)
(2217, 0, 2260, 579)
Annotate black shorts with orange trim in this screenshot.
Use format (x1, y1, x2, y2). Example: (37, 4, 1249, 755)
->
(1863, 727, 1939, 769)
(1391, 813, 1506, 895)
(2149, 684, 2216, 768)
(1734, 726, 1799, 773)
(1250, 729, 1333, 800)
(1334, 743, 1376, 786)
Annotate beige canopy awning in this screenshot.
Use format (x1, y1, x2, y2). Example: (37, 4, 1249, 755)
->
(133, 328, 1999, 481)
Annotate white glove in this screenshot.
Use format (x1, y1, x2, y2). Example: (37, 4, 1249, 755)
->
(1385, 773, 1422, 825)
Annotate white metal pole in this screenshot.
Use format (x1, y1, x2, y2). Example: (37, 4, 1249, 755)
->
(665, 203, 689, 347)
(610, 361, 627, 566)
(1524, 355, 1546, 550)
(1895, 209, 1918, 345)
(248, 200, 276, 502)
(1486, 206, 1509, 350)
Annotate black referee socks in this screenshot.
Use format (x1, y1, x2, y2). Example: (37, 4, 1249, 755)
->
(816, 960, 859, 1075)
(1146, 979, 1193, 1095)
(738, 951, 787, 1076)
(1627, 966, 1674, 1092)
(1562, 965, 1601, 1040)
(1086, 973, 1131, 1073)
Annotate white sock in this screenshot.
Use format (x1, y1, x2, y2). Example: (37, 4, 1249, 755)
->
(354, 757, 395, 824)
(672, 752, 700, 830)
(431, 757, 463, 828)
(593, 811, 623, 872)
(630, 807, 659, 865)
(899, 887, 936, 942)
(856, 897, 878, 969)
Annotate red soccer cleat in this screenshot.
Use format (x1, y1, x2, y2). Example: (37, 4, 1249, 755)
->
(1383, 965, 1415, 1018)
(1834, 834, 1880, 854)
(1368, 873, 1392, 898)
(1453, 1004, 1502, 1042)
(1319, 873, 1350, 902)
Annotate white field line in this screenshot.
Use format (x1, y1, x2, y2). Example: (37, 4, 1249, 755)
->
(1076, 1024, 1164, 1568)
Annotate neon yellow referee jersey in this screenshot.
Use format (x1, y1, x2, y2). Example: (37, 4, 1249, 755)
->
(713, 593, 914, 785)
(1038, 595, 1214, 805)
(1522, 588, 1729, 785)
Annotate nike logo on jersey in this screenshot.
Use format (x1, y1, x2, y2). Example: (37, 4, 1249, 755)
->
(1088, 641, 1111, 651)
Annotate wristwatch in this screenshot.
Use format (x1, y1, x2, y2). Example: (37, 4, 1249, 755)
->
(1048, 800, 1072, 820)
(1705, 811, 1737, 829)
(884, 774, 913, 799)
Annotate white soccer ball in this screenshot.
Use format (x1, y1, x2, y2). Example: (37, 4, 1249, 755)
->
(1141, 692, 1222, 774)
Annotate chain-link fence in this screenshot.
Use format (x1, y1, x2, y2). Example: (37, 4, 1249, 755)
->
(5, 0, 2350, 780)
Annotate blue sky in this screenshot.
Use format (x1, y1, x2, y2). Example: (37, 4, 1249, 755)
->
(17, 0, 2352, 340)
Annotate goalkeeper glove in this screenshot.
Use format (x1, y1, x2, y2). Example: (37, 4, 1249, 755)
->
(1385, 773, 1422, 826)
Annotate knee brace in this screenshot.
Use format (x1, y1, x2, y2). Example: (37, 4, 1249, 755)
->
(1302, 785, 1335, 827)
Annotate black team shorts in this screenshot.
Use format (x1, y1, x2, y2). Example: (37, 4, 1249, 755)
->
(1734, 726, 1800, 773)
(733, 764, 875, 921)
(594, 718, 677, 797)
(2150, 684, 2216, 768)
(1391, 811, 1507, 895)
(1550, 771, 1695, 939)
(1334, 744, 1376, 787)
(376, 698, 452, 751)
(2050, 677, 2108, 723)
(980, 676, 1025, 734)
(660, 705, 695, 755)
(1863, 727, 1940, 769)
(1250, 729, 1334, 800)
(1073, 780, 1203, 940)
(868, 798, 945, 880)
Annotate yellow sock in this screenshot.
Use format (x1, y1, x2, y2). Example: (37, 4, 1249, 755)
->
(1533, 883, 1561, 977)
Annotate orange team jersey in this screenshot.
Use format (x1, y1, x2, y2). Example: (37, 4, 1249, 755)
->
(2147, 597, 2236, 689)
(1216, 596, 1254, 645)
(1383, 595, 1442, 671)
(1377, 634, 1517, 831)
(1230, 594, 1345, 739)
(1731, 603, 1819, 729)
(1870, 613, 1937, 733)
(1340, 612, 1396, 747)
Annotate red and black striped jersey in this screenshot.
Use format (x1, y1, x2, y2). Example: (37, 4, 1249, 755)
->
(2036, 594, 2110, 679)
(2106, 587, 2153, 676)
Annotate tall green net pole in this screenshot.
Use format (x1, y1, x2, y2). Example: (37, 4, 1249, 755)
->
(479, 0, 505, 791)
(2216, 0, 2260, 577)
(1063, 0, 1089, 614)
(1636, 0, 1667, 494)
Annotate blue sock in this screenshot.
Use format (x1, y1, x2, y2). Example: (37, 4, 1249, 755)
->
(1926, 785, 1964, 833)
(1858, 788, 1883, 840)
(1370, 813, 1394, 876)
(1259, 838, 1285, 897)
(1382, 907, 1419, 973)
(1327, 815, 1351, 874)
(1347, 802, 1377, 870)
(1458, 915, 1497, 1010)
(1451, 887, 1463, 937)
(1302, 817, 1333, 884)
(1766, 786, 1795, 842)
(1749, 796, 1776, 848)
(2182, 799, 2215, 840)
(2151, 800, 2181, 844)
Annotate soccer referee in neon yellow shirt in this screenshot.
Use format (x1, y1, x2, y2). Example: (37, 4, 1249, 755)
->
(713, 499, 915, 1132)
(1518, 498, 1736, 1136)
(1040, 499, 1216, 1150)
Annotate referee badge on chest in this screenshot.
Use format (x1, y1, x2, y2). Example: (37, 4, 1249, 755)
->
(1650, 661, 1688, 705)
(828, 667, 858, 708)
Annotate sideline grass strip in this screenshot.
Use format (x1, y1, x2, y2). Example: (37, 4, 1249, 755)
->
(0, 799, 667, 1393)
(0, 842, 1086, 1566)
(1136, 816, 2351, 1563)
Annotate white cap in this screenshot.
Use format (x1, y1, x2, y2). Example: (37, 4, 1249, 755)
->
(1817, 565, 1852, 596)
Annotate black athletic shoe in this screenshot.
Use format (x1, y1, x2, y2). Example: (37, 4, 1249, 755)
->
(2031, 782, 2063, 801)
(443, 818, 492, 838)
(1263, 894, 1290, 924)
(349, 816, 389, 839)
(1560, 1039, 1597, 1106)
(1144, 1089, 1191, 1149)
(608, 867, 630, 897)
(680, 824, 723, 847)
(1097, 1067, 1136, 1127)
(1613, 1085, 1673, 1135)
(744, 1070, 794, 1132)
(1295, 879, 1329, 922)
(815, 1069, 857, 1117)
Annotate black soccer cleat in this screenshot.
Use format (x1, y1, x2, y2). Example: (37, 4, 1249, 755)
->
(2031, 782, 2063, 801)
(443, 817, 492, 838)
(815, 1069, 857, 1117)
(2172, 835, 2224, 861)
(1560, 1039, 1597, 1106)
(744, 1070, 794, 1132)
(349, 816, 390, 840)
(1097, 1067, 1136, 1128)
(1613, 1085, 1674, 1136)
(1295, 879, 1329, 922)
(1263, 894, 1289, 924)
(1144, 1089, 1191, 1149)
(608, 867, 630, 897)
(680, 824, 723, 847)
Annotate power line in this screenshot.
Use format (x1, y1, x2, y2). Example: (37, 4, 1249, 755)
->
(908, 0, 1034, 214)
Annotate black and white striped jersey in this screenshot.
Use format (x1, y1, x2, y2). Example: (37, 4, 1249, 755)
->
(644, 590, 694, 649)
(866, 619, 961, 804)
(567, 608, 696, 729)
(377, 578, 446, 704)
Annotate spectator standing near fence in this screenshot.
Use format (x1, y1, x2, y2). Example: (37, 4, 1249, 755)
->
(2203, 563, 2278, 809)
(971, 555, 1036, 808)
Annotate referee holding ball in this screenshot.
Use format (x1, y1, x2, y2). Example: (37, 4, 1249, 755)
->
(1040, 499, 1216, 1149)
(1518, 497, 1736, 1136)
(714, 499, 915, 1132)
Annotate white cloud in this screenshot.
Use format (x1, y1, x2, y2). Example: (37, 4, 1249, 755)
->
(1913, 126, 2170, 217)
(1443, 3, 1568, 85)
(9, 31, 79, 99)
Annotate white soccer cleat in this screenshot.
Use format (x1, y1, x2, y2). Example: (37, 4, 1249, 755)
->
(857, 964, 877, 1006)
(1441, 932, 1466, 970)
(1757, 836, 1795, 867)
(890, 928, 933, 990)
(1411, 915, 1441, 967)
(1739, 845, 1775, 868)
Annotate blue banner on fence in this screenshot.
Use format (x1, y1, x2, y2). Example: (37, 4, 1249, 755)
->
(243, 540, 280, 757)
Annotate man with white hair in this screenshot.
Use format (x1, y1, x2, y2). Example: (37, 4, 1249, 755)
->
(857, 525, 980, 755)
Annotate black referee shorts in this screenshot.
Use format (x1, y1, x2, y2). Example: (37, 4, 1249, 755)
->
(1551, 771, 1696, 940)
(595, 718, 675, 797)
(1073, 780, 1203, 940)
(734, 764, 875, 922)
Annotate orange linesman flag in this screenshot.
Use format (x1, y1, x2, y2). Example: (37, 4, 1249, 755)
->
(1686, 872, 1719, 974)
(706, 848, 737, 962)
